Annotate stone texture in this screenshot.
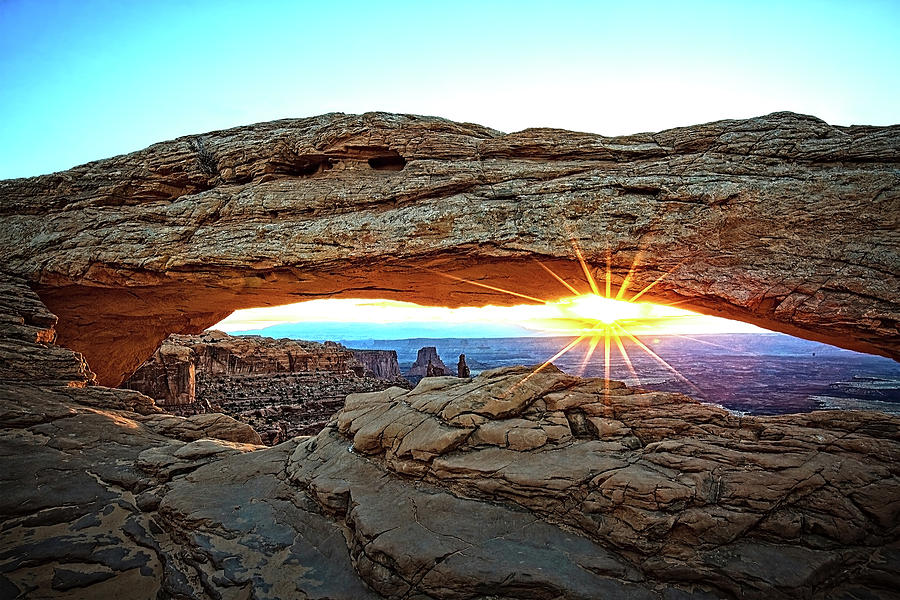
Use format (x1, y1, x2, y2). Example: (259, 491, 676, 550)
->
(194, 371, 411, 445)
(0, 112, 896, 386)
(351, 349, 403, 379)
(292, 365, 900, 599)
(123, 330, 362, 406)
(1, 275, 899, 598)
(122, 330, 411, 444)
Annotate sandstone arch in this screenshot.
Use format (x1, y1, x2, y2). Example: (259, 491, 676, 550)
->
(1, 111, 897, 386)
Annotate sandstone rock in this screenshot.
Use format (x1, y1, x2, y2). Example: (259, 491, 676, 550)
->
(2, 108, 899, 598)
(1, 278, 899, 598)
(457, 352, 470, 378)
(122, 331, 411, 443)
(123, 331, 361, 405)
(350, 348, 402, 379)
(198, 371, 411, 444)
(1, 112, 895, 386)
(406, 346, 450, 378)
(290, 366, 900, 599)
(134, 412, 263, 445)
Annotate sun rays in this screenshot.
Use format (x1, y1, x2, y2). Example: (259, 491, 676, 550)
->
(432, 240, 700, 396)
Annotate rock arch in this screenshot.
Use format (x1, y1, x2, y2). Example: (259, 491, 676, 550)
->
(1, 111, 897, 386)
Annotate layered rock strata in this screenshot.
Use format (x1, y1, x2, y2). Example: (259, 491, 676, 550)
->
(310, 368, 900, 598)
(123, 331, 362, 405)
(0, 112, 896, 386)
(123, 331, 410, 443)
(351, 349, 403, 379)
(407, 345, 450, 378)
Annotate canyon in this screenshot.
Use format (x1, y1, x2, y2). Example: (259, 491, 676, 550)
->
(0, 111, 898, 598)
(122, 330, 410, 443)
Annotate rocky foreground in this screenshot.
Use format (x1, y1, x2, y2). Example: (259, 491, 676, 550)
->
(2, 276, 899, 599)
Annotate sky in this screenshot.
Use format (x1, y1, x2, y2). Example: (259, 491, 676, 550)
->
(2, 0, 898, 180)
(3, 0, 897, 337)
(216, 296, 766, 338)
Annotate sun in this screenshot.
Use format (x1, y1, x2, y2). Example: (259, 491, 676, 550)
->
(429, 237, 702, 397)
(561, 294, 644, 325)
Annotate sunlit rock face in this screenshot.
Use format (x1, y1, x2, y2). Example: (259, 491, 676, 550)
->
(2, 279, 898, 598)
(0, 111, 897, 386)
(122, 330, 362, 406)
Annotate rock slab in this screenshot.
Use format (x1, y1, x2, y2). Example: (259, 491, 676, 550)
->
(2, 276, 898, 599)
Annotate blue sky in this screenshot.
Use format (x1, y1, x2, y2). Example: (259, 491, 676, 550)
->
(1, 0, 898, 180)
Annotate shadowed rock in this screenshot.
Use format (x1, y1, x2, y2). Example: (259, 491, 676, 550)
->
(457, 353, 470, 378)
(407, 346, 450, 378)
(122, 330, 364, 406)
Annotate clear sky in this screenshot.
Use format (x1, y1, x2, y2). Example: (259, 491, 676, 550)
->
(1, 0, 898, 180)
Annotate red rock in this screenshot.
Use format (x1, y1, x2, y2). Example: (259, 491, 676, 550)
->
(0, 112, 895, 386)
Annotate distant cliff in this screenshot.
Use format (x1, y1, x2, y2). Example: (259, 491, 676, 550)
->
(406, 346, 450, 378)
(124, 331, 383, 406)
(350, 349, 402, 379)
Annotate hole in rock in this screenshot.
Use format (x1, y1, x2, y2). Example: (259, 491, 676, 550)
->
(286, 157, 333, 177)
(122, 292, 900, 446)
(367, 154, 407, 171)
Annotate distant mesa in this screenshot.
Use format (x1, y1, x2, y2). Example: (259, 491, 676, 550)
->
(122, 330, 374, 407)
(122, 331, 410, 444)
(351, 349, 403, 379)
(406, 346, 450, 379)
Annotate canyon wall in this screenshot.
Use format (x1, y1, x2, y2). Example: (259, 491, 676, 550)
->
(122, 331, 412, 444)
(122, 331, 361, 406)
(0, 111, 896, 387)
(351, 349, 402, 379)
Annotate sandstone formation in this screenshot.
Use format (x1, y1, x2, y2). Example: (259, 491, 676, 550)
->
(123, 330, 375, 406)
(1, 278, 898, 598)
(457, 353, 471, 378)
(192, 372, 411, 444)
(351, 349, 403, 379)
(0, 112, 897, 386)
(407, 346, 450, 378)
(123, 331, 410, 443)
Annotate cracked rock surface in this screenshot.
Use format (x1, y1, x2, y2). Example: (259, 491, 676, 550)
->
(0, 111, 897, 385)
(2, 275, 899, 599)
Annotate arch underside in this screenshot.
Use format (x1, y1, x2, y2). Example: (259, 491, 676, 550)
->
(0, 110, 896, 385)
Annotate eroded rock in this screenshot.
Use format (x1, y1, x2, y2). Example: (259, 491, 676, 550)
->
(289, 366, 900, 599)
(1, 277, 899, 598)
(0, 112, 896, 385)
(122, 331, 364, 406)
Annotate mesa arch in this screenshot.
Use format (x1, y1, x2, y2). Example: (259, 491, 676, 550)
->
(0, 111, 897, 387)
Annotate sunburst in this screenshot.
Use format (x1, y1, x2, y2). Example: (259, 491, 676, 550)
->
(431, 241, 699, 396)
